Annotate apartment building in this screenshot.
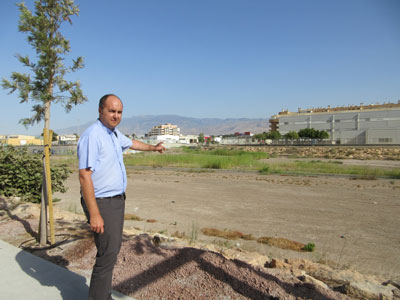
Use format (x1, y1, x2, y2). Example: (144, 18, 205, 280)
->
(149, 123, 180, 136)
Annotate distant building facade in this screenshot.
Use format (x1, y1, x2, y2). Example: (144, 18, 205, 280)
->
(141, 134, 180, 144)
(149, 123, 180, 136)
(139, 124, 199, 147)
(0, 135, 43, 146)
(179, 135, 199, 144)
(269, 101, 400, 144)
(58, 134, 78, 145)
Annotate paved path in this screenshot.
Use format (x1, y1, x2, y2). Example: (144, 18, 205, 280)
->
(0, 239, 135, 300)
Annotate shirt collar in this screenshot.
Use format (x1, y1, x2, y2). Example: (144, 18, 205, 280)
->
(96, 119, 117, 136)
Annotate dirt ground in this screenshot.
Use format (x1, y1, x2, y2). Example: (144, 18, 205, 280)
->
(54, 157, 400, 280)
(1, 155, 400, 299)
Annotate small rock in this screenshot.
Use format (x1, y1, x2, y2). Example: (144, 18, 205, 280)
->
(152, 235, 161, 246)
(297, 274, 329, 290)
(265, 258, 290, 269)
(382, 279, 400, 289)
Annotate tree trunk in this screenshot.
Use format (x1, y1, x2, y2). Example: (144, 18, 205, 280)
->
(38, 87, 52, 245)
(39, 164, 48, 245)
(44, 97, 51, 130)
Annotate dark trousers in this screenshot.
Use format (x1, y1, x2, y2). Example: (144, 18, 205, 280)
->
(81, 194, 125, 300)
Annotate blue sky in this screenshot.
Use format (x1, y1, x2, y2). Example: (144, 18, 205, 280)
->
(1, 0, 399, 135)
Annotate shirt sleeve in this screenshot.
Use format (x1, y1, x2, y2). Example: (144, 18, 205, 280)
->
(118, 132, 133, 151)
(77, 134, 100, 171)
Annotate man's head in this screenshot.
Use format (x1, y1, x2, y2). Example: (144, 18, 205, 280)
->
(98, 94, 123, 130)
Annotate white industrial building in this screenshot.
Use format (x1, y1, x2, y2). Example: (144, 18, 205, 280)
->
(269, 101, 400, 144)
(58, 134, 78, 145)
(140, 134, 180, 144)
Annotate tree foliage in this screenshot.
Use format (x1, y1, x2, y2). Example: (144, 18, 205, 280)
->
(0, 146, 71, 203)
(253, 131, 281, 141)
(284, 131, 299, 140)
(298, 128, 329, 139)
(1, 0, 86, 128)
(198, 133, 205, 143)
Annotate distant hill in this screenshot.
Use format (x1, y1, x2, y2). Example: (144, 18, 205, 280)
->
(57, 115, 268, 136)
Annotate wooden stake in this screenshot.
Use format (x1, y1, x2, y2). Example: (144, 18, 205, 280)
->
(43, 129, 55, 244)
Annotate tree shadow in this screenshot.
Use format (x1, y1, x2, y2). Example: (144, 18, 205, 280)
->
(127, 234, 168, 258)
(15, 248, 89, 300)
(1, 197, 90, 299)
(114, 237, 340, 300)
(0, 197, 38, 240)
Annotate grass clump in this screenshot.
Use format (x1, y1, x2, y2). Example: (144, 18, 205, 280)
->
(258, 165, 270, 175)
(124, 214, 142, 221)
(203, 161, 222, 169)
(171, 231, 186, 239)
(257, 237, 306, 252)
(182, 147, 268, 159)
(201, 228, 255, 240)
(186, 169, 215, 173)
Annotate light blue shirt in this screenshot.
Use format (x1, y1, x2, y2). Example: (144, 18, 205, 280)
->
(77, 120, 133, 198)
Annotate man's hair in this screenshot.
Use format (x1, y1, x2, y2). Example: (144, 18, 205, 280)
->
(99, 94, 121, 109)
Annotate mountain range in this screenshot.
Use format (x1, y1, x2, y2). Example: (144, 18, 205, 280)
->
(57, 115, 269, 136)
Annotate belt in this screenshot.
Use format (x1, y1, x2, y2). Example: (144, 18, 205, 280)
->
(96, 192, 125, 201)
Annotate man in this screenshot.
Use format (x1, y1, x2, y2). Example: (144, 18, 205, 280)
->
(78, 94, 165, 300)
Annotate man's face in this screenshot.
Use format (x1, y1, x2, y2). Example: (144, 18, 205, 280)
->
(98, 96, 123, 130)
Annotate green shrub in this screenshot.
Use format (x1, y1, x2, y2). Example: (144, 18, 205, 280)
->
(302, 242, 315, 252)
(0, 146, 71, 203)
(258, 166, 270, 174)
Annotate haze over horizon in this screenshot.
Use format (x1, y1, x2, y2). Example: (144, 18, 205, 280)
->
(1, 0, 399, 135)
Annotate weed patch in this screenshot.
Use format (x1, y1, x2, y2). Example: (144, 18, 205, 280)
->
(258, 165, 270, 175)
(124, 214, 142, 221)
(171, 231, 186, 239)
(257, 237, 306, 252)
(202, 228, 255, 240)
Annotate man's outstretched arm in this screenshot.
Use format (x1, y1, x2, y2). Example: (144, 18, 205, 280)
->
(130, 140, 165, 153)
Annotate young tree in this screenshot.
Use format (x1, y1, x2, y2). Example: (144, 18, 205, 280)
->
(198, 133, 205, 143)
(2, 0, 87, 129)
(317, 130, 329, 139)
(2, 0, 86, 245)
(284, 131, 299, 140)
(298, 128, 316, 138)
(267, 131, 281, 140)
(299, 128, 329, 139)
(254, 132, 268, 141)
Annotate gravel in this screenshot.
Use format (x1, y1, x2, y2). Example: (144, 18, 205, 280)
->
(70, 234, 349, 300)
